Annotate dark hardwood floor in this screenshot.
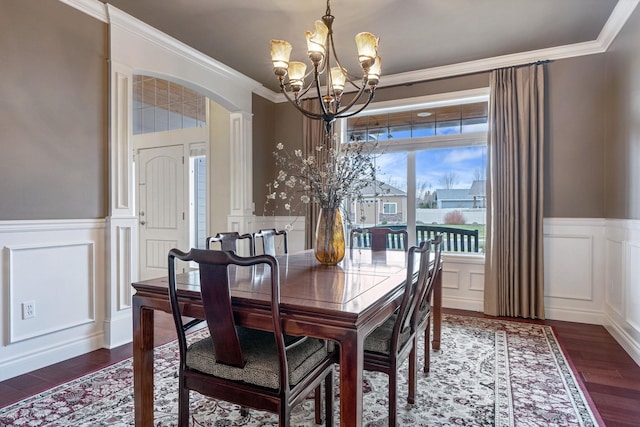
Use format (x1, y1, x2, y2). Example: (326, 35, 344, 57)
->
(1, 309, 639, 426)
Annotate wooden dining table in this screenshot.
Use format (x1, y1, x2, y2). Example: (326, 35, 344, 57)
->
(131, 248, 442, 426)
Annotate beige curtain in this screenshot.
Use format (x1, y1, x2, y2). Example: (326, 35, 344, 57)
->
(484, 63, 545, 319)
(301, 99, 325, 249)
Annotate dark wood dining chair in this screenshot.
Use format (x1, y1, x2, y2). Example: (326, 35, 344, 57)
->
(254, 228, 288, 256)
(205, 231, 255, 255)
(350, 227, 409, 252)
(416, 234, 443, 374)
(362, 239, 432, 426)
(167, 248, 335, 427)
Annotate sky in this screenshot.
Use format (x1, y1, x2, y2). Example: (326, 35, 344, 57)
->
(375, 146, 487, 193)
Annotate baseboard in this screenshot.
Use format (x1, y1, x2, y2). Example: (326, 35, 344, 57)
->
(0, 333, 103, 382)
(103, 312, 133, 349)
(543, 307, 605, 325)
(604, 316, 640, 366)
(442, 296, 484, 312)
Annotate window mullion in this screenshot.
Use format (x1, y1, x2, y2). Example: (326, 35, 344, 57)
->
(407, 151, 416, 246)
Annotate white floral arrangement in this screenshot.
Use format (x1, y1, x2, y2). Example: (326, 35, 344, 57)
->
(266, 136, 379, 219)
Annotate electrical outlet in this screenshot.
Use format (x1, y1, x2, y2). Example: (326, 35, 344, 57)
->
(22, 301, 36, 319)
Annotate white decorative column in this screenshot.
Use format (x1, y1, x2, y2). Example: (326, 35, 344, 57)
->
(227, 111, 256, 234)
(104, 61, 138, 348)
(103, 2, 261, 346)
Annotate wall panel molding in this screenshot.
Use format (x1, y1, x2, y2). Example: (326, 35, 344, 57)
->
(543, 234, 594, 301)
(469, 272, 484, 291)
(111, 68, 132, 213)
(626, 242, 640, 333)
(0, 219, 106, 381)
(116, 226, 133, 311)
(2, 216, 639, 379)
(442, 269, 461, 290)
(6, 241, 96, 344)
(605, 238, 625, 316)
(604, 218, 640, 365)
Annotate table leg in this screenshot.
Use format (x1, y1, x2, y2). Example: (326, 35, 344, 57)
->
(133, 297, 155, 427)
(338, 333, 364, 426)
(432, 268, 442, 351)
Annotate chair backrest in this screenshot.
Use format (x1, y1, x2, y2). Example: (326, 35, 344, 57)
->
(350, 227, 408, 252)
(411, 234, 443, 328)
(390, 240, 431, 352)
(205, 232, 255, 255)
(167, 249, 286, 381)
(254, 228, 288, 256)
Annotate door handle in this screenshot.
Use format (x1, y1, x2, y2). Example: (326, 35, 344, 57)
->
(140, 221, 146, 226)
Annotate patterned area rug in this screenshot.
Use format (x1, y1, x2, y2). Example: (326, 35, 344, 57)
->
(0, 314, 602, 426)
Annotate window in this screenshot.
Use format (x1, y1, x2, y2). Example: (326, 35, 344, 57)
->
(191, 155, 207, 249)
(383, 203, 397, 214)
(346, 98, 488, 142)
(341, 88, 489, 254)
(133, 75, 206, 135)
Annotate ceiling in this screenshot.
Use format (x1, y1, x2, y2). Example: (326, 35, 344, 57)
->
(99, 0, 628, 93)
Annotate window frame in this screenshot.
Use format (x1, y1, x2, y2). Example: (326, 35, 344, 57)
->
(340, 87, 489, 152)
(339, 88, 489, 258)
(382, 202, 398, 214)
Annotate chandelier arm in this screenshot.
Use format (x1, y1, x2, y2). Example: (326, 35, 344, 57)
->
(333, 84, 370, 118)
(335, 90, 376, 120)
(296, 83, 314, 100)
(344, 76, 364, 91)
(313, 66, 333, 121)
(295, 68, 317, 98)
(322, 47, 334, 111)
(294, 102, 328, 121)
(280, 86, 325, 120)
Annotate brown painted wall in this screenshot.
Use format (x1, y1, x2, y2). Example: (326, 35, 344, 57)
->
(0, 1, 107, 220)
(373, 73, 490, 102)
(545, 55, 606, 218)
(604, 5, 640, 220)
(253, 96, 304, 215)
(259, 64, 608, 219)
(252, 94, 276, 214)
(1, 2, 624, 222)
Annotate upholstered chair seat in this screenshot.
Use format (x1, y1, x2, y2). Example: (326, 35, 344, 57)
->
(364, 314, 411, 355)
(187, 328, 328, 389)
(167, 249, 335, 427)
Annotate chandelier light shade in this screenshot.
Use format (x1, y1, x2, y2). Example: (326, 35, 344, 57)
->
(270, 0, 381, 133)
(270, 41, 292, 76)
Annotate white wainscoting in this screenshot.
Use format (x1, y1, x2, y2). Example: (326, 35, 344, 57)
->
(1, 216, 637, 381)
(603, 219, 640, 365)
(271, 215, 639, 365)
(439, 253, 486, 311)
(543, 218, 607, 324)
(0, 220, 106, 381)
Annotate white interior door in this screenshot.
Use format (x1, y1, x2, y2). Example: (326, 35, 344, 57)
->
(138, 144, 187, 280)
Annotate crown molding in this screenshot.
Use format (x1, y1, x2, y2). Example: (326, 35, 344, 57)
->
(381, 40, 607, 88)
(266, 38, 604, 103)
(59, 0, 263, 94)
(58, 0, 108, 22)
(598, 0, 640, 50)
(106, 5, 262, 93)
(266, 0, 640, 103)
(253, 85, 280, 103)
(60, 0, 640, 103)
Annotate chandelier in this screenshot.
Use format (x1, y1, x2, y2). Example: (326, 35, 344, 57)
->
(270, 0, 381, 134)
